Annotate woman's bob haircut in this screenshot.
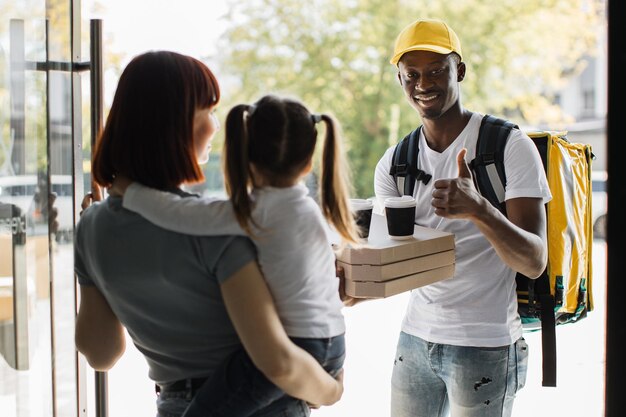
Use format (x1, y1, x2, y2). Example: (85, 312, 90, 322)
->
(92, 50, 220, 190)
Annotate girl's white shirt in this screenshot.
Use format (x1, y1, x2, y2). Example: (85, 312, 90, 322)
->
(123, 182, 345, 338)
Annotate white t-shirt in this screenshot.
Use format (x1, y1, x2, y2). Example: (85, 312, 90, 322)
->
(123, 182, 345, 339)
(374, 112, 552, 347)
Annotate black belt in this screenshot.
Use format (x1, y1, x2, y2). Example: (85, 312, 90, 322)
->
(155, 377, 208, 395)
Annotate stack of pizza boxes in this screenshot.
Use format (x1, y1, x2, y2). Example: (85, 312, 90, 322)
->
(335, 214, 455, 298)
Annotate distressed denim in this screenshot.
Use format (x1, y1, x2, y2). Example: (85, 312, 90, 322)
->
(157, 335, 345, 417)
(390, 332, 528, 417)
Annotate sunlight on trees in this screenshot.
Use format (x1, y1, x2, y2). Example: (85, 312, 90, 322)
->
(215, 0, 604, 196)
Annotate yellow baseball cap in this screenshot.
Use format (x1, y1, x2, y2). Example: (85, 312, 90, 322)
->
(390, 19, 462, 66)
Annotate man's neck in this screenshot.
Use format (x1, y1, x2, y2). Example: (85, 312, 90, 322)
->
(421, 107, 473, 153)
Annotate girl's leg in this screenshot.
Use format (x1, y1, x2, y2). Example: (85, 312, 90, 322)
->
(183, 335, 346, 417)
(249, 335, 345, 417)
(291, 335, 346, 376)
(182, 348, 282, 417)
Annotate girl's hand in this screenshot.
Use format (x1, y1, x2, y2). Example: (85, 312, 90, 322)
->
(80, 187, 102, 216)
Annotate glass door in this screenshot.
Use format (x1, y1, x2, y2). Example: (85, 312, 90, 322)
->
(0, 0, 93, 416)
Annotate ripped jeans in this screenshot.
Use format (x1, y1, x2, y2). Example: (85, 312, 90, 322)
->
(390, 332, 528, 417)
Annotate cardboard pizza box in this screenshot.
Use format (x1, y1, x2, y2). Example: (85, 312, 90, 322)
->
(337, 249, 454, 282)
(344, 264, 455, 298)
(335, 214, 455, 265)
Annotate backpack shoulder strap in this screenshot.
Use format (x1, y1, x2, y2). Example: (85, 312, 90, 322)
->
(389, 126, 432, 196)
(536, 271, 557, 386)
(470, 114, 518, 211)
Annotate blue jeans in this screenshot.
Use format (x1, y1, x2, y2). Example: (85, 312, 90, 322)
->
(156, 335, 345, 417)
(390, 332, 528, 417)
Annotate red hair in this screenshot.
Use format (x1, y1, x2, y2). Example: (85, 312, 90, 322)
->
(92, 51, 220, 190)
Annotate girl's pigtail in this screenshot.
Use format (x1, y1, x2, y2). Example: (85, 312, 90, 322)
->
(224, 104, 254, 234)
(319, 114, 359, 244)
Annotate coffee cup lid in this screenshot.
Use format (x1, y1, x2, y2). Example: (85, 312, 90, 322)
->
(350, 198, 374, 210)
(384, 195, 416, 208)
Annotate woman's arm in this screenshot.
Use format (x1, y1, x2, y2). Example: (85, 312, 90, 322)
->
(221, 261, 343, 406)
(122, 182, 244, 236)
(75, 285, 126, 370)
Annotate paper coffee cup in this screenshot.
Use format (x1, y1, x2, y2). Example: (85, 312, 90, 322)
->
(350, 198, 374, 239)
(384, 196, 416, 240)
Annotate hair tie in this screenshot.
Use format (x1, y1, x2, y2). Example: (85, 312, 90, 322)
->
(311, 114, 322, 124)
(247, 104, 257, 117)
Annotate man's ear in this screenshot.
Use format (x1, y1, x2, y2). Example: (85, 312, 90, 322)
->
(397, 71, 402, 86)
(457, 62, 466, 82)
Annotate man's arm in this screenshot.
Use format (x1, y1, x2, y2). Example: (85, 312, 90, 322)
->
(220, 261, 343, 407)
(75, 285, 126, 370)
(374, 148, 402, 213)
(492, 196, 547, 277)
(432, 149, 547, 278)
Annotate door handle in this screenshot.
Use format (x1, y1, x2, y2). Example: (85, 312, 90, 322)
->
(87, 19, 109, 417)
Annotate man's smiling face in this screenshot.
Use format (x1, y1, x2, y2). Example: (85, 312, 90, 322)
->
(397, 50, 465, 120)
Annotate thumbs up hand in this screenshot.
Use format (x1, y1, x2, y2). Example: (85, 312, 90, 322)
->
(456, 148, 472, 179)
(432, 148, 483, 219)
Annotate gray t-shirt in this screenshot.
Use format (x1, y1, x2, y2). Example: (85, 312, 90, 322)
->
(74, 194, 257, 384)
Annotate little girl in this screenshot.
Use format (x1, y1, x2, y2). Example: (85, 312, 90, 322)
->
(117, 94, 359, 416)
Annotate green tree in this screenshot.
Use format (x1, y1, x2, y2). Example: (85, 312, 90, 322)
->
(214, 0, 604, 197)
